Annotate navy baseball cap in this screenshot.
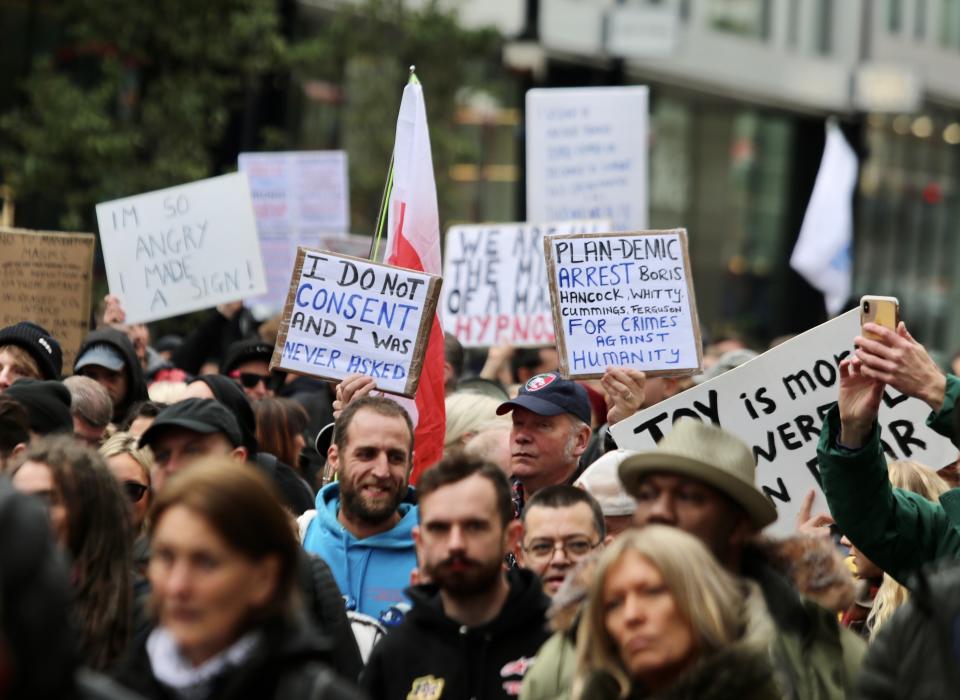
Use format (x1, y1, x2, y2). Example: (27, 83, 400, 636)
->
(496, 372, 592, 425)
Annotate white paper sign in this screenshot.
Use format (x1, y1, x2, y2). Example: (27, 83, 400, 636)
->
(441, 220, 610, 347)
(239, 151, 350, 314)
(271, 248, 441, 397)
(96, 173, 267, 324)
(526, 86, 648, 231)
(545, 230, 702, 379)
(610, 310, 959, 536)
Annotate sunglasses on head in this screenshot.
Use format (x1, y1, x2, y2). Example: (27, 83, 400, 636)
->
(123, 481, 149, 503)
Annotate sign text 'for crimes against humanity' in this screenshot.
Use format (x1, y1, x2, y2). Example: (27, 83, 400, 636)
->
(95, 172, 268, 324)
(545, 229, 702, 379)
(441, 219, 610, 348)
(271, 248, 441, 397)
(610, 309, 959, 537)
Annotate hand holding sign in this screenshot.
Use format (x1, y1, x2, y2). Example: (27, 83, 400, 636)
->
(271, 248, 441, 397)
(601, 367, 646, 427)
(333, 373, 377, 419)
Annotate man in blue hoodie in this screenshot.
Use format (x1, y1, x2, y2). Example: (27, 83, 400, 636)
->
(302, 395, 418, 621)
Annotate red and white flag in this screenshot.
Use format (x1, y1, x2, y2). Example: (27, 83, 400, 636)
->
(383, 75, 445, 483)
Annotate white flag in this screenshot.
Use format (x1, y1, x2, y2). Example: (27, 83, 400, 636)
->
(790, 121, 858, 316)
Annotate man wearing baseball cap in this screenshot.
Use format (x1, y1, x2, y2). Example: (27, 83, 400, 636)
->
(496, 373, 593, 503)
(74, 328, 148, 423)
(138, 398, 247, 493)
(618, 418, 864, 699)
(220, 338, 281, 402)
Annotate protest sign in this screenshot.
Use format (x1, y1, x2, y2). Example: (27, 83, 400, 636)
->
(239, 151, 350, 314)
(610, 309, 959, 536)
(544, 229, 702, 379)
(0, 227, 94, 371)
(271, 248, 441, 397)
(526, 86, 648, 232)
(96, 173, 268, 324)
(442, 219, 610, 347)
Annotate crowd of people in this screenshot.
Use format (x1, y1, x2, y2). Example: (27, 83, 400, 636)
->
(1, 298, 958, 699)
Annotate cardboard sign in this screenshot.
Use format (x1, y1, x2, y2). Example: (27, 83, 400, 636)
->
(0, 227, 95, 372)
(96, 173, 267, 324)
(526, 86, 649, 231)
(545, 230, 702, 379)
(610, 310, 959, 536)
(271, 248, 441, 397)
(441, 220, 610, 347)
(239, 151, 350, 314)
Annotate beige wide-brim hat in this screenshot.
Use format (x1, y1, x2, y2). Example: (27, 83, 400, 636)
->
(618, 418, 777, 529)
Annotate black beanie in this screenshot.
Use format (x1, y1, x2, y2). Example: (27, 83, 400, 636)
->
(0, 322, 63, 380)
(4, 379, 72, 436)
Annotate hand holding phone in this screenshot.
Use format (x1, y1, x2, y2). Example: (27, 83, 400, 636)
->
(860, 295, 899, 341)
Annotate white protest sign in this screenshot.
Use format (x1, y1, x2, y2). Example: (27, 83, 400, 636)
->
(544, 230, 702, 379)
(526, 86, 648, 231)
(271, 248, 441, 397)
(610, 309, 959, 536)
(441, 219, 610, 347)
(239, 151, 350, 314)
(96, 173, 267, 324)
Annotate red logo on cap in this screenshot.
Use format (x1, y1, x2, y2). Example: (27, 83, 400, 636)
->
(525, 373, 557, 392)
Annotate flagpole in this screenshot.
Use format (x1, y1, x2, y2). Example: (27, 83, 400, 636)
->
(370, 65, 419, 262)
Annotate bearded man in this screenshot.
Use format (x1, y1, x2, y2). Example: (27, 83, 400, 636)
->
(301, 396, 418, 620)
(360, 454, 550, 699)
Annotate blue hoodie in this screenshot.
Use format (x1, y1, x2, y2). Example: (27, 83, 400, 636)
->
(303, 482, 418, 620)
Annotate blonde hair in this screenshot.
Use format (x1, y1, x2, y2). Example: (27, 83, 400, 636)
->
(0, 344, 40, 379)
(99, 431, 154, 485)
(867, 460, 950, 638)
(574, 526, 747, 698)
(443, 392, 508, 454)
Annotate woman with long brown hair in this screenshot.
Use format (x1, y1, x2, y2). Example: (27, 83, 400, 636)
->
(12, 435, 133, 671)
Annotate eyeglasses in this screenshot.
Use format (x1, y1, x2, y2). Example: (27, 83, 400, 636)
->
(229, 371, 274, 390)
(523, 537, 600, 560)
(122, 481, 150, 503)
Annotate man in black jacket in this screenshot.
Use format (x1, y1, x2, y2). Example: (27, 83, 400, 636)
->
(74, 328, 149, 424)
(361, 454, 551, 699)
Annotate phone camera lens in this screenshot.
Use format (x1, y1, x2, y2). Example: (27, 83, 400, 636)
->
(863, 301, 870, 313)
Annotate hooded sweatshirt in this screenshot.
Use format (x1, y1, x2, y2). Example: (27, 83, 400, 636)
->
(75, 328, 149, 423)
(361, 568, 551, 700)
(303, 482, 418, 620)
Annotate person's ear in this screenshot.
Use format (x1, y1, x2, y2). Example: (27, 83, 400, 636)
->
(603, 533, 614, 546)
(230, 446, 249, 462)
(505, 518, 524, 558)
(572, 424, 591, 456)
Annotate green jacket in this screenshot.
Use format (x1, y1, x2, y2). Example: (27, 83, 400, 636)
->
(817, 376, 960, 586)
(520, 550, 864, 700)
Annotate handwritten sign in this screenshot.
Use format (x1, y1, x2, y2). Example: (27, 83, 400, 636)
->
(0, 227, 95, 371)
(95, 173, 267, 324)
(544, 230, 701, 379)
(441, 220, 610, 347)
(610, 310, 959, 536)
(239, 151, 350, 314)
(271, 248, 441, 397)
(526, 86, 648, 231)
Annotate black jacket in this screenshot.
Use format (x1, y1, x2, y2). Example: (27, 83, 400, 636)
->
(75, 328, 149, 422)
(857, 561, 960, 699)
(360, 568, 551, 700)
(114, 616, 361, 700)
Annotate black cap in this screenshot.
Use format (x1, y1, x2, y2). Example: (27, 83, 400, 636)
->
(139, 398, 243, 449)
(496, 372, 592, 425)
(220, 339, 274, 375)
(4, 379, 72, 435)
(189, 375, 259, 455)
(0, 322, 63, 380)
